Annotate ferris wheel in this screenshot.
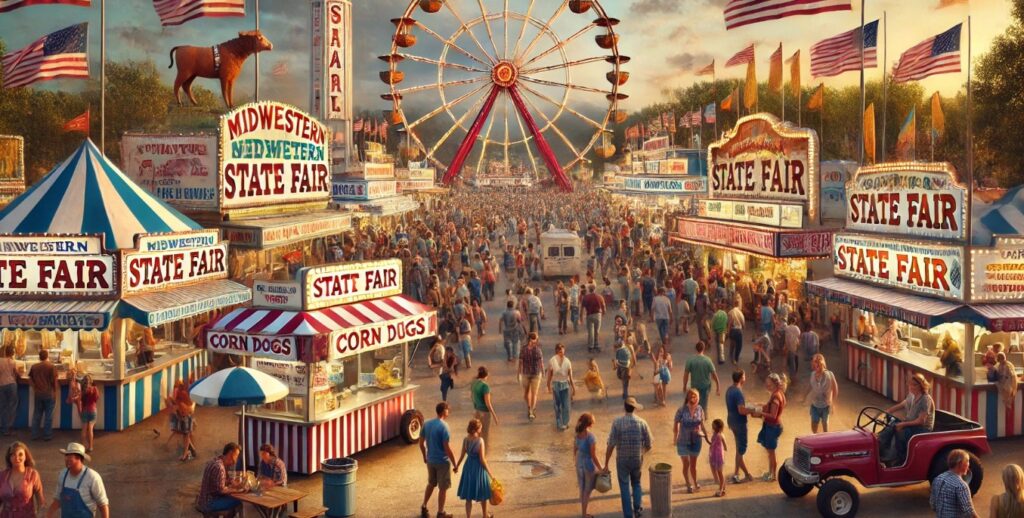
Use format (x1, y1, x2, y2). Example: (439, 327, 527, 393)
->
(380, 0, 628, 192)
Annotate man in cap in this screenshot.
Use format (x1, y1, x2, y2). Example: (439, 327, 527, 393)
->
(604, 397, 653, 518)
(46, 442, 109, 518)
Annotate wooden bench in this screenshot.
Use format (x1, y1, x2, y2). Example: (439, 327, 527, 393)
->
(288, 506, 329, 518)
(195, 506, 235, 517)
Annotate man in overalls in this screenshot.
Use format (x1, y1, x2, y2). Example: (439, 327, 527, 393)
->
(47, 442, 109, 518)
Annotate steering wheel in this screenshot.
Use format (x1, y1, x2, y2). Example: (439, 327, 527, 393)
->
(856, 406, 897, 435)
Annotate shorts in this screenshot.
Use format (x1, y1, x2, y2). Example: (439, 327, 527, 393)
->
(810, 405, 831, 425)
(757, 423, 783, 450)
(676, 438, 702, 457)
(427, 462, 452, 489)
(521, 374, 541, 392)
(658, 367, 671, 385)
(80, 411, 97, 423)
(728, 422, 748, 455)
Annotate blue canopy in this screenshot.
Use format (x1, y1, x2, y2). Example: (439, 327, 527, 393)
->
(973, 186, 1024, 246)
(0, 139, 202, 250)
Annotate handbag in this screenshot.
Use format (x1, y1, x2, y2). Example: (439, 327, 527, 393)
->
(490, 477, 504, 505)
(595, 471, 613, 493)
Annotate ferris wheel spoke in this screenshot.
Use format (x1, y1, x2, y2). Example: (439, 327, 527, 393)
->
(503, 0, 509, 59)
(407, 82, 490, 130)
(415, 22, 491, 68)
(474, 105, 498, 176)
(396, 76, 488, 96)
(510, 0, 536, 60)
(519, 83, 604, 131)
(443, 86, 502, 185)
(443, 1, 498, 65)
(508, 85, 573, 191)
(518, 1, 568, 65)
(475, 0, 502, 60)
(518, 76, 612, 95)
(509, 92, 539, 178)
(521, 23, 598, 68)
(520, 55, 608, 75)
(503, 90, 510, 172)
(427, 86, 494, 160)
(517, 88, 581, 158)
(398, 53, 487, 73)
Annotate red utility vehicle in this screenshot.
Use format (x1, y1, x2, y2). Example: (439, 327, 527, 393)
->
(780, 406, 990, 517)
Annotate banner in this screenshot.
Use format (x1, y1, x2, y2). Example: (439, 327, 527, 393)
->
(219, 101, 331, 210)
(300, 258, 403, 310)
(221, 213, 351, 248)
(329, 311, 436, 360)
(0, 136, 25, 205)
(332, 179, 397, 201)
(324, 0, 351, 120)
(622, 176, 706, 195)
(675, 218, 776, 256)
(642, 136, 669, 152)
(121, 134, 218, 211)
(253, 358, 308, 394)
(631, 161, 645, 175)
(121, 242, 229, 294)
(253, 280, 302, 309)
(698, 199, 802, 228)
(845, 163, 966, 241)
(778, 231, 833, 257)
(820, 160, 856, 220)
(833, 233, 964, 300)
(970, 240, 1024, 302)
(0, 235, 116, 297)
(208, 331, 298, 362)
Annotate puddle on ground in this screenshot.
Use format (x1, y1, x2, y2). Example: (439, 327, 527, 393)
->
(517, 460, 555, 479)
(504, 446, 533, 462)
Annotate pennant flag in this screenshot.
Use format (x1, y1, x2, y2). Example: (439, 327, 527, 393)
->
(807, 84, 824, 111)
(0, 0, 89, 12)
(696, 60, 715, 76)
(787, 50, 801, 98)
(271, 61, 288, 77)
(353, 118, 364, 132)
(864, 103, 876, 164)
(721, 88, 737, 112)
(62, 109, 89, 133)
(893, 23, 962, 83)
(380, 119, 389, 140)
(724, 0, 852, 31)
(725, 44, 755, 67)
(895, 107, 916, 160)
(744, 60, 758, 111)
(810, 20, 878, 78)
(152, 0, 245, 27)
(704, 103, 717, 124)
(937, 0, 968, 7)
(2, 23, 89, 90)
(931, 92, 945, 141)
(768, 44, 783, 92)
(667, 112, 677, 133)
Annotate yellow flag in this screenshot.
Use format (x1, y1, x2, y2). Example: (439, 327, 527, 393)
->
(768, 44, 783, 92)
(807, 84, 824, 111)
(931, 91, 945, 140)
(744, 59, 758, 111)
(787, 51, 801, 99)
(864, 103, 876, 164)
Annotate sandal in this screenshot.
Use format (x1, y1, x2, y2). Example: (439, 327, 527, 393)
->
(730, 474, 741, 484)
(686, 485, 693, 494)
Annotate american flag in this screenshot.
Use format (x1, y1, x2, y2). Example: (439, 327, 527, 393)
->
(2, 23, 89, 90)
(725, 44, 755, 67)
(353, 118, 364, 132)
(704, 103, 717, 124)
(810, 20, 878, 78)
(691, 111, 703, 125)
(152, 0, 245, 27)
(0, 0, 89, 12)
(893, 24, 962, 83)
(724, 0, 851, 30)
(696, 60, 715, 76)
(271, 61, 288, 77)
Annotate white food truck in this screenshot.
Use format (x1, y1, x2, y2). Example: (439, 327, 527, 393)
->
(539, 228, 584, 277)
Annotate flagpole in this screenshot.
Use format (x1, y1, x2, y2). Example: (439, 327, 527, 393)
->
(713, 68, 718, 138)
(912, 109, 916, 161)
(254, 0, 260, 101)
(967, 14, 974, 242)
(820, 86, 825, 155)
(881, 11, 888, 162)
(858, 0, 866, 165)
(100, 0, 106, 153)
(781, 44, 786, 122)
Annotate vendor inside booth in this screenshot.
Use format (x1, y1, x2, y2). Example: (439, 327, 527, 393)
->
(206, 258, 436, 473)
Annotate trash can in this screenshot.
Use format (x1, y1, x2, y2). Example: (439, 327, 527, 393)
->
(649, 462, 673, 518)
(322, 457, 358, 517)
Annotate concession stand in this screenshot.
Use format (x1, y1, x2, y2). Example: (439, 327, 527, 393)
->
(668, 114, 836, 319)
(333, 160, 421, 227)
(0, 140, 250, 431)
(0, 136, 26, 209)
(205, 258, 437, 473)
(807, 161, 1024, 438)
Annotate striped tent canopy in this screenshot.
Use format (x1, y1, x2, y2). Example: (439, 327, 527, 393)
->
(0, 139, 202, 250)
(973, 186, 1024, 246)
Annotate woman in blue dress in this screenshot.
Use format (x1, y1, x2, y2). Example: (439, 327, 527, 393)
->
(456, 418, 493, 518)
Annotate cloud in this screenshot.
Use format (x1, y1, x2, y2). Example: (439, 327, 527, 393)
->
(666, 52, 713, 71)
(630, 0, 684, 15)
(112, 27, 163, 55)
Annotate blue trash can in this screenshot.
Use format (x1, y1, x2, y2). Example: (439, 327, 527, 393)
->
(322, 457, 358, 517)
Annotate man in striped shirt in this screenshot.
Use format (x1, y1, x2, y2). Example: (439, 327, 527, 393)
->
(929, 449, 978, 518)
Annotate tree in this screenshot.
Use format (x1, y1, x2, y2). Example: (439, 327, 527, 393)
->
(973, 0, 1024, 186)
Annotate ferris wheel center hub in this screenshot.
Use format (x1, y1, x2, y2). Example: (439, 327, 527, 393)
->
(491, 61, 519, 88)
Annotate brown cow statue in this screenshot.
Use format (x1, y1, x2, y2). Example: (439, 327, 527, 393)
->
(168, 30, 273, 108)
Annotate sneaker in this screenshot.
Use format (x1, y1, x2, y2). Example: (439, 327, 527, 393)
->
(761, 471, 775, 482)
(730, 475, 741, 484)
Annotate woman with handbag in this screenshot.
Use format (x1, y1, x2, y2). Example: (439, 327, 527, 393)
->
(674, 388, 707, 493)
(573, 413, 605, 518)
(455, 418, 493, 518)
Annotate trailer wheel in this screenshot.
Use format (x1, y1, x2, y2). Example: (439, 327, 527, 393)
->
(401, 409, 424, 444)
(816, 478, 859, 518)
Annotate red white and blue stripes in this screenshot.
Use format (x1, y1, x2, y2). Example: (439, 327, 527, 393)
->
(210, 295, 431, 336)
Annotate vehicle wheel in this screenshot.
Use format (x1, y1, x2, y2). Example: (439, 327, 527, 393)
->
(964, 453, 984, 495)
(778, 466, 814, 498)
(400, 409, 424, 444)
(816, 478, 860, 518)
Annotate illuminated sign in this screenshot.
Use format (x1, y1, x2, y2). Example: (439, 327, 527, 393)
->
(137, 230, 220, 252)
(675, 218, 776, 256)
(121, 134, 219, 211)
(221, 213, 351, 248)
(970, 239, 1024, 302)
(845, 162, 966, 241)
(121, 242, 228, 294)
(360, 162, 394, 179)
(833, 233, 964, 300)
(661, 159, 688, 175)
(644, 161, 660, 175)
(332, 179, 397, 201)
(0, 256, 116, 297)
(328, 311, 436, 360)
(219, 101, 331, 210)
(642, 136, 669, 152)
(698, 199, 803, 228)
(0, 236, 102, 255)
(207, 331, 297, 361)
(300, 259, 403, 310)
(631, 161, 644, 175)
(396, 180, 435, 193)
(622, 176, 706, 195)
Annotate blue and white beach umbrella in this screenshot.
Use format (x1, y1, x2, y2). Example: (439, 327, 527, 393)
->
(190, 367, 289, 469)
(0, 139, 201, 250)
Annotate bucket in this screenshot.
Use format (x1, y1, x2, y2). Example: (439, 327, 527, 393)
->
(322, 457, 358, 517)
(649, 462, 673, 518)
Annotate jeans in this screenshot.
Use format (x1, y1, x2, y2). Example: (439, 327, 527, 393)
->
(586, 314, 602, 349)
(528, 313, 541, 334)
(832, 323, 842, 348)
(896, 425, 929, 461)
(552, 381, 571, 429)
(655, 318, 669, 343)
(439, 373, 454, 401)
(503, 331, 521, 361)
(570, 306, 580, 332)
(729, 329, 744, 364)
(558, 309, 568, 333)
(621, 373, 630, 400)
(32, 396, 55, 440)
(787, 351, 799, 376)
(616, 459, 644, 518)
(0, 383, 16, 434)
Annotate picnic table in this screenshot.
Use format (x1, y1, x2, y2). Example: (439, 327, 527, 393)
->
(234, 486, 308, 518)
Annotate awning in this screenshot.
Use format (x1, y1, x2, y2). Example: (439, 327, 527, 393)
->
(966, 304, 1024, 333)
(120, 279, 251, 327)
(806, 277, 967, 329)
(0, 299, 118, 330)
(210, 294, 431, 336)
(219, 211, 352, 249)
(671, 216, 834, 258)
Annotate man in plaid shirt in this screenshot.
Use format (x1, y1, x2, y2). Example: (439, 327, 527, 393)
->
(604, 397, 653, 518)
(930, 449, 978, 518)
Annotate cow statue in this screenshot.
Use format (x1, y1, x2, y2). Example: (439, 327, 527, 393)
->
(168, 30, 273, 109)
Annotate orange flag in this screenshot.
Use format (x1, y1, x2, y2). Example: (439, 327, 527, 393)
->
(62, 109, 89, 133)
(768, 44, 783, 92)
(864, 103, 876, 164)
(807, 84, 824, 111)
(721, 88, 737, 112)
(787, 50, 801, 99)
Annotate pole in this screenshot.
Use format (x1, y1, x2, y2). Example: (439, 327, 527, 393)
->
(100, 0, 105, 153)
(881, 11, 888, 162)
(964, 16, 975, 420)
(858, 0, 866, 165)
(254, 0, 260, 101)
(820, 87, 825, 154)
(781, 44, 786, 122)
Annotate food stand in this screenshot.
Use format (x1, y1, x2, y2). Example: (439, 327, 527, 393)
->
(668, 114, 836, 318)
(807, 161, 1024, 438)
(0, 136, 26, 209)
(0, 140, 250, 431)
(205, 258, 436, 473)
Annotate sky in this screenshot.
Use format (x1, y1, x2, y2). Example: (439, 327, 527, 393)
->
(0, 0, 1013, 142)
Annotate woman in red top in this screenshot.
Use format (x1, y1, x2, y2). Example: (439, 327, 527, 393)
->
(79, 375, 99, 453)
(753, 373, 787, 482)
(0, 441, 44, 518)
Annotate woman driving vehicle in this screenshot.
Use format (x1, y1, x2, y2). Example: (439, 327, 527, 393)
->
(878, 373, 935, 465)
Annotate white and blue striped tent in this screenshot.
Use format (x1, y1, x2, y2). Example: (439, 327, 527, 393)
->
(973, 186, 1024, 246)
(0, 139, 202, 250)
